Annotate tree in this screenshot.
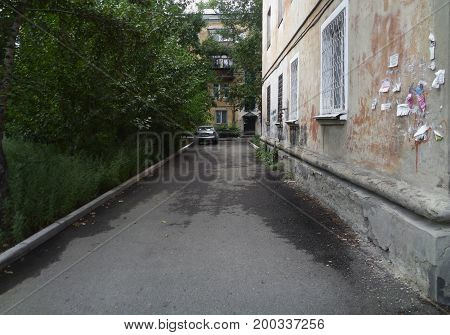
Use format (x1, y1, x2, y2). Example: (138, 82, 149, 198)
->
(0, 0, 212, 235)
(0, 0, 28, 231)
(210, 0, 262, 112)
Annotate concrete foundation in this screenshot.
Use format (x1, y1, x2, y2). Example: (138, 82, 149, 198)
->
(263, 140, 450, 306)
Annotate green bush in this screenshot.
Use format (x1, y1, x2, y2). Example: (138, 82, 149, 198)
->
(251, 135, 261, 147)
(0, 139, 146, 245)
(255, 145, 275, 168)
(216, 124, 240, 138)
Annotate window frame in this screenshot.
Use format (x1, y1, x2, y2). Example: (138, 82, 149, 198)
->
(289, 54, 299, 121)
(215, 110, 228, 124)
(278, 0, 284, 27)
(213, 83, 220, 99)
(267, 7, 271, 50)
(277, 73, 283, 124)
(319, 0, 349, 116)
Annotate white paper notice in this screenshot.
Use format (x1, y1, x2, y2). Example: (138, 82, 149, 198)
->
(429, 33, 436, 60)
(392, 81, 401, 93)
(437, 69, 445, 84)
(379, 79, 391, 93)
(381, 103, 392, 111)
(396, 104, 410, 117)
(371, 98, 377, 110)
(414, 125, 429, 141)
(432, 70, 445, 88)
(389, 54, 399, 68)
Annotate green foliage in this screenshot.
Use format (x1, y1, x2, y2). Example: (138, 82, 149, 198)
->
(4, 0, 212, 152)
(208, 0, 262, 111)
(0, 138, 144, 244)
(215, 124, 240, 137)
(0, 0, 214, 245)
(251, 134, 261, 146)
(255, 143, 283, 171)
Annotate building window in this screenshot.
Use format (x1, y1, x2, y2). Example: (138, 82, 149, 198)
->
(277, 74, 283, 123)
(266, 85, 271, 125)
(222, 83, 230, 99)
(213, 84, 220, 98)
(278, 0, 284, 26)
(320, 0, 348, 115)
(208, 28, 232, 42)
(290, 58, 298, 120)
(212, 83, 230, 100)
(216, 110, 227, 124)
(267, 7, 271, 49)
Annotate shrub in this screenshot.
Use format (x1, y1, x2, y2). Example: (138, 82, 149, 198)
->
(216, 124, 240, 138)
(252, 135, 261, 146)
(0, 139, 146, 245)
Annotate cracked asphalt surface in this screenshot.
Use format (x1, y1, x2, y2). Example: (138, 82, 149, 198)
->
(0, 139, 442, 314)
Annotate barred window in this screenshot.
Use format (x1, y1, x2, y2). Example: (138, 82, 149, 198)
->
(266, 85, 271, 124)
(321, 1, 347, 115)
(290, 58, 298, 120)
(278, 74, 283, 123)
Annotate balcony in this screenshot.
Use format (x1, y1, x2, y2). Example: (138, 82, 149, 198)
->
(212, 56, 234, 78)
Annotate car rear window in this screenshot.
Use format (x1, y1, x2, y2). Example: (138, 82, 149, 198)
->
(198, 127, 213, 131)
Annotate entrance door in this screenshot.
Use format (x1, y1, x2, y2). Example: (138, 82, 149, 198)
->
(243, 114, 257, 134)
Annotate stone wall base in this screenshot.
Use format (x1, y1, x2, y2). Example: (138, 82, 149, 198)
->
(266, 143, 450, 306)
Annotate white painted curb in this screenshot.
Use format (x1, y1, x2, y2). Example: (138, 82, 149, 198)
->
(248, 141, 260, 150)
(0, 142, 194, 270)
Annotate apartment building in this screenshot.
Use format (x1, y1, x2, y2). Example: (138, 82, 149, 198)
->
(200, 9, 261, 135)
(261, 0, 450, 305)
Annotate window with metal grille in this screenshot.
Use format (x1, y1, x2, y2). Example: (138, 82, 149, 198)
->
(216, 110, 227, 124)
(320, 1, 347, 115)
(278, 74, 283, 123)
(266, 85, 271, 125)
(267, 8, 271, 49)
(290, 58, 298, 120)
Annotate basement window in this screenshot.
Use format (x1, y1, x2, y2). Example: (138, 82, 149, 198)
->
(319, 0, 348, 120)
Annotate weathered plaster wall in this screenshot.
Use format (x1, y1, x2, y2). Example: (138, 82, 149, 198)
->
(262, 0, 449, 196)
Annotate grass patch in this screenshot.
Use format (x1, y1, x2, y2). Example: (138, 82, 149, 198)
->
(0, 138, 158, 247)
(251, 136, 285, 172)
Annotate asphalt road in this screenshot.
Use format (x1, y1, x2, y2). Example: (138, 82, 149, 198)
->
(0, 140, 442, 314)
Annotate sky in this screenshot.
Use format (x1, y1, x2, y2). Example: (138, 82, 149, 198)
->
(185, 0, 207, 13)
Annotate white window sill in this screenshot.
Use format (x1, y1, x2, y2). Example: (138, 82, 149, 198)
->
(285, 119, 299, 126)
(314, 113, 347, 126)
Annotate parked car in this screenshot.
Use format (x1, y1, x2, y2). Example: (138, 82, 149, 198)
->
(196, 126, 219, 145)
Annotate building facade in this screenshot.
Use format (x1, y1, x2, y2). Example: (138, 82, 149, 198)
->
(261, 0, 450, 304)
(201, 9, 261, 135)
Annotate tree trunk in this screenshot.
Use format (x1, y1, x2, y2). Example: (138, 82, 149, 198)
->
(0, 0, 27, 230)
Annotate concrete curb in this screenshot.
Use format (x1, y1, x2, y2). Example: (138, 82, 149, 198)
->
(260, 138, 450, 223)
(248, 141, 259, 150)
(0, 142, 194, 271)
